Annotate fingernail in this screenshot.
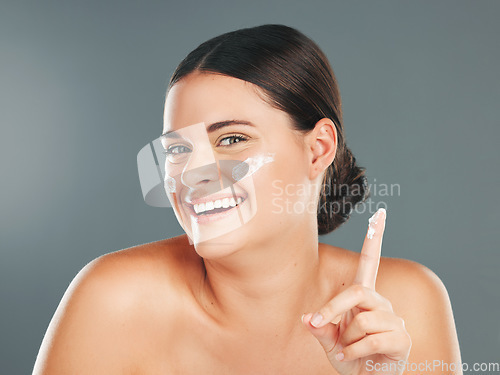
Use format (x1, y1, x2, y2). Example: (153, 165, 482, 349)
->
(336, 351, 344, 361)
(310, 312, 323, 327)
(332, 314, 341, 325)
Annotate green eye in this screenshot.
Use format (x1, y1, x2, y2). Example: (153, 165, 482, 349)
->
(219, 135, 248, 146)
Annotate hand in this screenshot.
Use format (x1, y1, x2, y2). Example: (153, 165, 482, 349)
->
(302, 208, 412, 375)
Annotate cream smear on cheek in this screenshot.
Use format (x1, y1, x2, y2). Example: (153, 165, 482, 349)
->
(231, 152, 276, 181)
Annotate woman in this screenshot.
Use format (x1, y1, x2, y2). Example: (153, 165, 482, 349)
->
(34, 24, 461, 374)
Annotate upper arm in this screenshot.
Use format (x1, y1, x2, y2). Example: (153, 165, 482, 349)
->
(32, 255, 145, 375)
(378, 258, 462, 374)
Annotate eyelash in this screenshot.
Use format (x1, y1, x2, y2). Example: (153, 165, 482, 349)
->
(162, 134, 248, 155)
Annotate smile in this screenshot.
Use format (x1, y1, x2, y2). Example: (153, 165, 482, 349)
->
(193, 197, 244, 214)
(183, 193, 248, 224)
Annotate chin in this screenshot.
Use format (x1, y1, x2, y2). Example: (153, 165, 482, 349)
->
(191, 225, 251, 260)
(194, 212, 284, 261)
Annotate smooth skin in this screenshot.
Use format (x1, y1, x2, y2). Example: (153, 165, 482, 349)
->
(33, 73, 461, 374)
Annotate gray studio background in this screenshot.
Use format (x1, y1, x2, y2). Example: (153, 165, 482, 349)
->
(1, 1, 499, 373)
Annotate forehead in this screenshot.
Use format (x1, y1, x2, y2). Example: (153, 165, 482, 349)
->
(163, 72, 274, 132)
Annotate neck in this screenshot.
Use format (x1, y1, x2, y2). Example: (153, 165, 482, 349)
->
(199, 220, 329, 337)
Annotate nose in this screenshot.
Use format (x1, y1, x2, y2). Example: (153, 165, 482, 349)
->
(181, 144, 219, 188)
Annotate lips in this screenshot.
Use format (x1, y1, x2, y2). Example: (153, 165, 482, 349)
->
(185, 195, 245, 213)
(181, 194, 246, 224)
(194, 196, 244, 214)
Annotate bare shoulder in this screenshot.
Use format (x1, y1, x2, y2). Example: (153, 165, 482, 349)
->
(375, 256, 449, 307)
(319, 243, 451, 309)
(100, 233, 203, 285)
(376, 256, 461, 362)
(66, 233, 202, 308)
(33, 234, 201, 375)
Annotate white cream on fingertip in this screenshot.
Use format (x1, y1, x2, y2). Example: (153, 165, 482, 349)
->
(367, 208, 387, 239)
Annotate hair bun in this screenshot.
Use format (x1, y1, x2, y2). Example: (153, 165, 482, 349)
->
(318, 145, 369, 235)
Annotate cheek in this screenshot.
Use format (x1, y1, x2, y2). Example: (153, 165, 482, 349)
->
(273, 154, 310, 187)
(252, 157, 311, 206)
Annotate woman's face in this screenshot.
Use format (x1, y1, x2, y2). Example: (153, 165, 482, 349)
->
(163, 72, 317, 257)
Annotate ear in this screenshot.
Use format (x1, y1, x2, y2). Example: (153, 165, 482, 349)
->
(306, 118, 337, 180)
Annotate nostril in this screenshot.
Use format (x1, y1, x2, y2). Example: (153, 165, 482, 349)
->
(181, 163, 220, 188)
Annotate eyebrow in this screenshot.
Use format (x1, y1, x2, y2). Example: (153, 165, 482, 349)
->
(161, 120, 255, 139)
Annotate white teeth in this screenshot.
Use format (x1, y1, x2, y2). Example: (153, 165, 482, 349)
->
(192, 197, 244, 214)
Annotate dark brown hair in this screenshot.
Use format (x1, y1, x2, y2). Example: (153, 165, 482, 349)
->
(168, 24, 369, 234)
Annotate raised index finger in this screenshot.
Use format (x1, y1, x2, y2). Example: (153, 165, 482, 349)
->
(353, 208, 386, 289)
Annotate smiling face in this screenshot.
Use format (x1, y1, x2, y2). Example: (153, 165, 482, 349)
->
(162, 72, 318, 257)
